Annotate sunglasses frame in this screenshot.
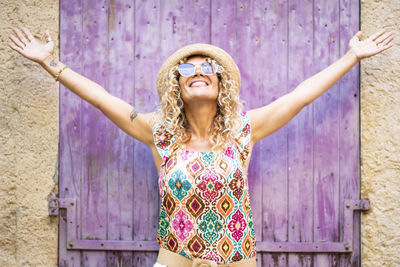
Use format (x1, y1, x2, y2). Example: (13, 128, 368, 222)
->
(177, 61, 219, 77)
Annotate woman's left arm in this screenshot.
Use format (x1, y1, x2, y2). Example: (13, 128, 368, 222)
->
(249, 29, 394, 144)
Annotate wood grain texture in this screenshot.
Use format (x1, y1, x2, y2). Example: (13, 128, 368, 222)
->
(258, 1, 289, 266)
(313, 0, 341, 266)
(236, 0, 265, 265)
(80, 0, 109, 265)
(338, 0, 360, 266)
(106, 0, 135, 265)
(133, 0, 160, 266)
(287, 1, 314, 266)
(59, 0, 82, 265)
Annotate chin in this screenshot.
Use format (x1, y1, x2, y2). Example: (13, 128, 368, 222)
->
(181, 84, 218, 103)
(182, 95, 218, 105)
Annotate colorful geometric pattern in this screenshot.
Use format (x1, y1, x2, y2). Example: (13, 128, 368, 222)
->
(162, 192, 176, 216)
(232, 251, 244, 262)
(242, 233, 253, 257)
(204, 250, 220, 262)
(153, 124, 174, 150)
(168, 170, 191, 201)
(165, 154, 177, 174)
(186, 158, 204, 178)
(242, 193, 251, 216)
(179, 248, 190, 258)
(153, 112, 256, 264)
(173, 209, 193, 241)
(185, 193, 205, 218)
(215, 157, 233, 178)
(167, 233, 179, 252)
(158, 210, 169, 237)
(197, 170, 224, 202)
(217, 235, 233, 260)
(217, 194, 234, 218)
(228, 209, 247, 242)
(198, 210, 224, 244)
(188, 234, 206, 257)
(229, 168, 244, 200)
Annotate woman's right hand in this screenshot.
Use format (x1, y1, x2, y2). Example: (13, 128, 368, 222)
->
(8, 27, 55, 64)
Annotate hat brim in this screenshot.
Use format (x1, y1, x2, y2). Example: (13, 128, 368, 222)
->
(156, 43, 241, 99)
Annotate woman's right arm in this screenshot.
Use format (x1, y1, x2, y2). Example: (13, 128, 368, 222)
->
(41, 55, 155, 146)
(9, 27, 155, 147)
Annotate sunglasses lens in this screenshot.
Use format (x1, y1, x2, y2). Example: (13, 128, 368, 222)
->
(178, 63, 194, 76)
(177, 62, 218, 76)
(201, 62, 214, 74)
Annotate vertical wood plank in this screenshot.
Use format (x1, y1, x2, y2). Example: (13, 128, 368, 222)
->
(287, 1, 314, 266)
(211, 0, 236, 52)
(258, 1, 288, 266)
(81, 0, 109, 265)
(59, 0, 83, 265)
(236, 1, 271, 266)
(106, 0, 134, 265)
(133, 0, 160, 265)
(313, 0, 341, 266)
(160, 0, 188, 61)
(185, 0, 211, 44)
(338, 0, 360, 266)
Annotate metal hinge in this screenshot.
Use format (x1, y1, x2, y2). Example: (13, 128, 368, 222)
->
(48, 192, 59, 216)
(49, 196, 369, 253)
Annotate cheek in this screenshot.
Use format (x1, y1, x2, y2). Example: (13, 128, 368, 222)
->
(213, 77, 220, 90)
(179, 77, 189, 91)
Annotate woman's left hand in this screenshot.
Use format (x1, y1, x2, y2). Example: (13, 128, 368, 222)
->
(348, 29, 394, 61)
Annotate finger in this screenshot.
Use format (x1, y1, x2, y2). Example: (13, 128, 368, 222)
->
(8, 42, 24, 54)
(21, 26, 34, 42)
(13, 28, 29, 46)
(369, 28, 386, 41)
(376, 31, 393, 44)
(381, 35, 394, 46)
(44, 30, 53, 42)
(355, 30, 362, 40)
(9, 34, 25, 49)
(378, 42, 393, 53)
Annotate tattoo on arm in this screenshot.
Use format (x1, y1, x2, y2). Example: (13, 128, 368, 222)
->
(49, 58, 58, 67)
(130, 108, 138, 122)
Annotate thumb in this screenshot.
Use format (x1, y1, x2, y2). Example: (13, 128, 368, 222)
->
(44, 30, 51, 38)
(43, 30, 53, 42)
(355, 30, 362, 40)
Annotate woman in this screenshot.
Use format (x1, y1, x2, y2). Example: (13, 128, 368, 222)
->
(8, 27, 393, 267)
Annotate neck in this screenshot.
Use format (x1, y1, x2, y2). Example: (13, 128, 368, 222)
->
(184, 101, 217, 139)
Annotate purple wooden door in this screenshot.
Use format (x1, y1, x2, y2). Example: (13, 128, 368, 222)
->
(58, 0, 364, 266)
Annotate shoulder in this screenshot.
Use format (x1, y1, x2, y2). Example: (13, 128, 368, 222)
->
(236, 111, 251, 137)
(234, 111, 251, 147)
(231, 111, 252, 167)
(152, 119, 178, 162)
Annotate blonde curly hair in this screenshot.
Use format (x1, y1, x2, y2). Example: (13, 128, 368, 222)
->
(155, 55, 244, 152)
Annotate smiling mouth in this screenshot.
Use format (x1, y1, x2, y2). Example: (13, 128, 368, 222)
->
(189, 81, 209, 87)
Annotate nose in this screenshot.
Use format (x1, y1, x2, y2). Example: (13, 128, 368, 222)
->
(193, 65, 203, 76)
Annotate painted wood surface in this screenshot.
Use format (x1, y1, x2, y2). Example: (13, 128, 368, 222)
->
(59, 0, 360, 266)
(286, 1, 313, 266)
(59, 0, 82, 265)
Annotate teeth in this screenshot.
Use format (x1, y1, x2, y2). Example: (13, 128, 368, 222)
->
(190, 81, 207, 87)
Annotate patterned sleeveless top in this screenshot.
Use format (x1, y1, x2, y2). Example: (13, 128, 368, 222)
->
(153, 112, 256, 264)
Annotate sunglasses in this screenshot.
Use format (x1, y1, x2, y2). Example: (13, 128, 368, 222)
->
(177, 61, 219, 77)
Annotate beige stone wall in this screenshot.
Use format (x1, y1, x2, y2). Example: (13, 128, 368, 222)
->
(0, 1, 59, 266)
(360, 0, 400, 266)
(0, 0, 399, 266)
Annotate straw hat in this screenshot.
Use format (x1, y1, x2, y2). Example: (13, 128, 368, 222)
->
(156, 43, 241, 99)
